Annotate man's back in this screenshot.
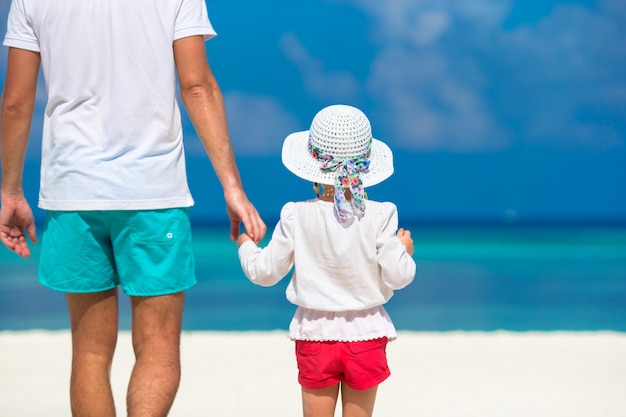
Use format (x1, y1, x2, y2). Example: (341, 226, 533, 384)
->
(4, 0, 216, 210)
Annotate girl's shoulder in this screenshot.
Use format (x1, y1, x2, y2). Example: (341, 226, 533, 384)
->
(281, 199, 319, 210)
(279, 199, 399, 223)
(279, 199, 318, 217)
(365, 199, 398, 214)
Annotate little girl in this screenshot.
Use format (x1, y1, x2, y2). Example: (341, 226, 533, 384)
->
(237, 104, 416, 417)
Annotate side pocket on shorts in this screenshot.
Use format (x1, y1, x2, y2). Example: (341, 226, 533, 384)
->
(348, 338, 388, 355)
(42, 211, 88, 258)
(295, 340, 322, 356)
(128, 210, 183, 246)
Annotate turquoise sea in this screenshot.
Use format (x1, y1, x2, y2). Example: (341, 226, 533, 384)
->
(1, 224, 625, 332)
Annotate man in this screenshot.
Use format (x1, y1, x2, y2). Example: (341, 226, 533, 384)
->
(0, 1, 266, 416)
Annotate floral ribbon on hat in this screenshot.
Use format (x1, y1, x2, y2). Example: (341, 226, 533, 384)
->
(309, 137, 371, 221)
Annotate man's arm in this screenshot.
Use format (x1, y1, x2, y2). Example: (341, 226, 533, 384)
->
(173, 35, 266, 243)
(0, 47, 40, 257)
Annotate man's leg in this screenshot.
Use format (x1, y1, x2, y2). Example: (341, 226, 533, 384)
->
(66, 288, 119, 417)
(127, 291, 185, 417)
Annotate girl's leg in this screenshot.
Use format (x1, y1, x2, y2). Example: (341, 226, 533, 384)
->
(302, 384, 340, 417)
(341, 384, 378, 417)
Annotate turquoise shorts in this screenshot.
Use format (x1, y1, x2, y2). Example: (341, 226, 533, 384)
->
(39, 209, 196, 296)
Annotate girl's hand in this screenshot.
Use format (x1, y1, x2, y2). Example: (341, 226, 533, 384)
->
(237, 232, 253, 248)
(397, 228, 414, 256)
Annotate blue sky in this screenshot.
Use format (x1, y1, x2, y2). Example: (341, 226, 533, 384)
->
(1, 0, 625, 225)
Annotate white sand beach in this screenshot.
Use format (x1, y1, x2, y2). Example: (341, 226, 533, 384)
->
(1, 330, 625, 417)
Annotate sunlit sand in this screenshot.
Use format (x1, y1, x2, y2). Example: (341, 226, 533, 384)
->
(1, 330, 624, 416)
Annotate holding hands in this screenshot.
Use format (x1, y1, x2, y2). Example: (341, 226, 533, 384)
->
(224, 186, 266, 245)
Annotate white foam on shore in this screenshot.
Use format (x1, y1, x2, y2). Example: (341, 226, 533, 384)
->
(1, 330, 625, 417)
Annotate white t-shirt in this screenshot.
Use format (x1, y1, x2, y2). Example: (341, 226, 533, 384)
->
(238, 199, 417, 341)
(3, 0, 216, 210)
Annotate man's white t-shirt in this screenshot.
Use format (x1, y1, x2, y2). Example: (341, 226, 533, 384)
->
(3, 0, 217, 210)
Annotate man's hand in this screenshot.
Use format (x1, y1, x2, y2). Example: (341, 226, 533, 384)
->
(0, 195, 37, 258)
(224, 187, 266, 245)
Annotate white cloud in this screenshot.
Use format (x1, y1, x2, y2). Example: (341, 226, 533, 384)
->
(279, 32, 360, 103)
(220, 92, 302, 156)
(318, 0, 626, 150)
(497, 1, 626, 148)
(412, 11, 450, 46)
(367, 45, 508, 151)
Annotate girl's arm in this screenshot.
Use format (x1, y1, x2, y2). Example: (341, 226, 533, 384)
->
(377, 204, 417, 290)
(237, 203, 296, 287)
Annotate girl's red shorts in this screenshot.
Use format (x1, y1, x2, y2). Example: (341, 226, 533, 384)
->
(295, 337, 390, 390)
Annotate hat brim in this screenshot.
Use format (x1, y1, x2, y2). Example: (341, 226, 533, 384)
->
(281, 131, 394, 187)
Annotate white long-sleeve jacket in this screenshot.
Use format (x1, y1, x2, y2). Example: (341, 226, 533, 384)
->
(238, 199, 416, 312)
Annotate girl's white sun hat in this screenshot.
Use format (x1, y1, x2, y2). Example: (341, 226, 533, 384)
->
(281, 104, 394, 187)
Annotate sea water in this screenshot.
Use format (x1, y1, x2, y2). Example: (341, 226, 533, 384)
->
(1, 225, 625, 331)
